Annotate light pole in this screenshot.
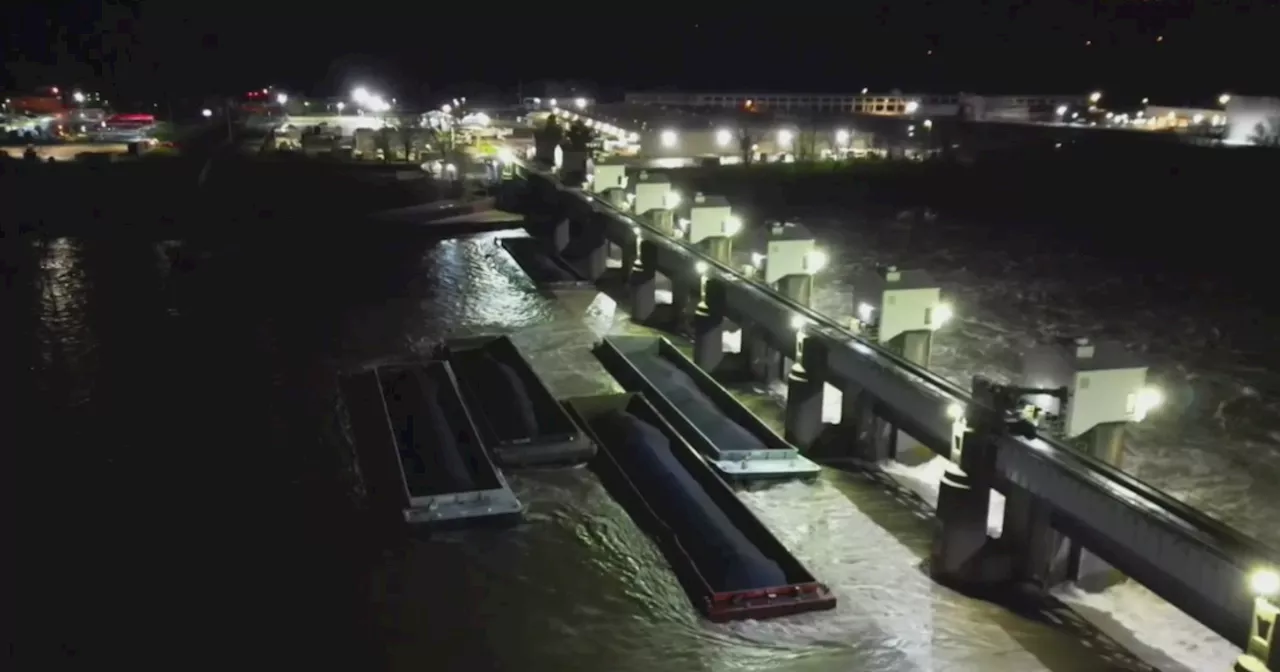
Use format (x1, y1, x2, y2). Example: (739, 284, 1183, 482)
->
(1236, 568, 1278, 671)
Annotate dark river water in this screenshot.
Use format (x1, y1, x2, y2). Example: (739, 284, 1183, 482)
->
(8, 222, 1226, 672)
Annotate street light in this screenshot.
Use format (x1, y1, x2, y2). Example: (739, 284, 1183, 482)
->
(1219, 93, 1232, 106)
(1132, 386, 1164, 423)
(1236, 567, 1279, 671)
(201, 108, 213, 118)
(836, 129, 850, 145)
(1089, 91, 1103, 104)
(276, 92, 288, 105)
(929, 302, 953, 330)
(923, 119, 933, 129)
(904, 101, 920, 114)
(715, 128, 733, 147)
(574, 97, 587, 110)
(777, 129, 793, 148)
(72, 91, 85, 104)
(1055, 104, 1068, 117)
(1255, 568, 1280, 597)
(336, 101, 345, 113)
(660, 129, 678, 148)
(804, 249, 828, 273)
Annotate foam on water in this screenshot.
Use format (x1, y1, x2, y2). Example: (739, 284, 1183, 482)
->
(721, 480, 1056, 672)
(1052, 582, 1240, 672)
(881, 456, 1008, 538)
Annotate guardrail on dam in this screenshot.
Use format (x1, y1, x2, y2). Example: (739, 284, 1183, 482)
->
(500, 156, 1279, 670)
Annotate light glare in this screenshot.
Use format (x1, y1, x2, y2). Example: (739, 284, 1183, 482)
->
(1251, 569, 1279, 597)
(804, 249, 827, 273)
(931, 302, 954, 329)
(858, 302, 875, 323)
(1133, 386, 1164, 422)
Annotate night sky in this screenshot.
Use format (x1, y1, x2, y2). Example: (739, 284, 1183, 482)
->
(3, 1, 1277, 104)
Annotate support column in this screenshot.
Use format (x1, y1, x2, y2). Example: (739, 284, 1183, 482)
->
(619, 228, 639, 279)
(1235, 594, 1278, 672)
(647, 209, 675, 236)
(838, 385, 880, 460)
(931, 378, 1002, 588)
(670, 275, 695, 332)
(853, 266, 945, 370)
(777, 274, 813, 309)
(1000, 486, 1071, 588)
(932, 464, 994, 585)
(1022, 338, 1153, 593)
(853, 267, 946, 464)
(705, 236, 732, 265)
(886, 330, 934, 462)
(693, 277, 725, 372)
(549, 217, 570, 255)
(583, 239, 608, 281)
(1087, 421, 1126, 467)
(784, 333, 826, 448)
(604, 188, 628, 210)
(745, 326, 778, 385)
(893, 330, 934, 369)
(629, 240, 658, 322)
(776, 273, 813, 378)
(1073, 420, 1128, 591)
(757, 221, 817, 386)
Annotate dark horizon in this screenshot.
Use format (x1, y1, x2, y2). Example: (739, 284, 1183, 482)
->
(4, 1, 1279, 105)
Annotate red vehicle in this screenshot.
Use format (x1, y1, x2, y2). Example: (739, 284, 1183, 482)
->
(10, 95, 66, 115)
(105, 113, 156, 126)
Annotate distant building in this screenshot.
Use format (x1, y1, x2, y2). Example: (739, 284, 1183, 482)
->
(1141, 105, 1227, 133)
(623, 90, 1082, 121)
